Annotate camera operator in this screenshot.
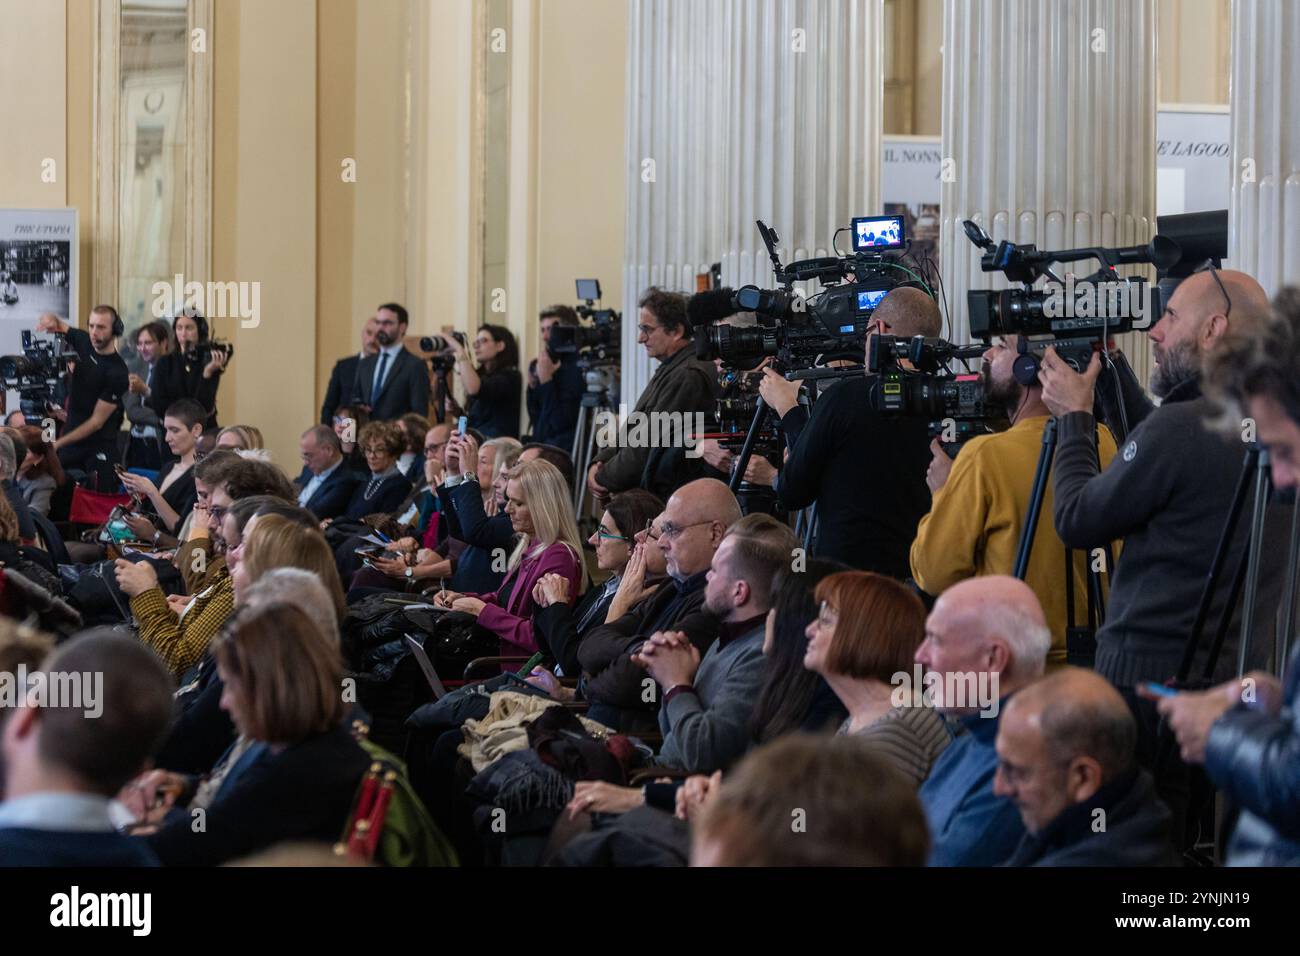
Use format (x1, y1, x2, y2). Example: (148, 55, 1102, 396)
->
(125, 320, 170, 470)
(526, 305, 583, 450)
(1152, 286, 1300, 865)
(758, 287, 937, 575)
(587, 288, 720, 502)
(35, 308, 129, 484)
(1039, 266, 1292, 843)
(910, 334, 1119, 664)
(150, 309, 225, 434)
(446, 324, 522, 439)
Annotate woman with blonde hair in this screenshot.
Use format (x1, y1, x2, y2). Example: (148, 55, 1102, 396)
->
(215, 424, 265, 452)
(233, 513, 347, 620)
(435, 457, 586, 656)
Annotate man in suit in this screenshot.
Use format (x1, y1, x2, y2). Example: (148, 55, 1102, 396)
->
(0, 630, 174, 866)
(295, 424, 360, 520)
(356, 303, 430, 422)
(320, 316, 380, 425)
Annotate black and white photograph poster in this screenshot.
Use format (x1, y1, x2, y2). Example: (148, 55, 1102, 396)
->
(0, 208, 78, 351)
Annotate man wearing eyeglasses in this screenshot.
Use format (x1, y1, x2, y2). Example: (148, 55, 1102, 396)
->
(586, 288, 721, 502)
(1038, 266, 1294, 849)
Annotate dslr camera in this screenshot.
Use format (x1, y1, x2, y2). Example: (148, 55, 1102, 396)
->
(0, 330, 74, 423)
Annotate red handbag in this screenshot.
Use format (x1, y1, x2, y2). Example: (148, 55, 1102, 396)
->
(68, 486, 132, 526)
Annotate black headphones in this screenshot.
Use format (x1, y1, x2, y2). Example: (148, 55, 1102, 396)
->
(95, 305, 124, 338)
(1012, 338, 1041, 387)
(173, 309, 210, 343)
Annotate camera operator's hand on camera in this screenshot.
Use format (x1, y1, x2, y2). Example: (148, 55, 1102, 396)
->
(586, 463, 609, 501)
(926, 439, 954, 494)
(535, 348, 557, 383)
(203, 349, 228, 379)
(743, 455, 778, 488)
(1038, 347, 1103, 417)
(758, 367, 801, 418)
(698, 439, 733, 473)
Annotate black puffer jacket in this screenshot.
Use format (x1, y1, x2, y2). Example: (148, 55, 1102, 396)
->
(1205, 643, 1300, 865)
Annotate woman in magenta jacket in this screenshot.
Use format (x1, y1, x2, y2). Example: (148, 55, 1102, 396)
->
(434, 457, 586, 656)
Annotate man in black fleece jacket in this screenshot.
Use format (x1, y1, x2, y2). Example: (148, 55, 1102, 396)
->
(758, 287, 938, 575)
(1039, 268, 1292, 841)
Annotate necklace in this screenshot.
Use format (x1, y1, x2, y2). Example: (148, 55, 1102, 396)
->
(363, 470, 392, 500)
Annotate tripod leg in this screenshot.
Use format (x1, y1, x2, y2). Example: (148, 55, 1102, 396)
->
(1237, 449, 1273, 676)
(1013, 418, 1057, 580)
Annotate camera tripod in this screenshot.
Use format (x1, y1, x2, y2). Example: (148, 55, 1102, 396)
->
(1169, 443, 1298, 691)
(571, 384, 617, 519)
(1014, 417, 1113, 663)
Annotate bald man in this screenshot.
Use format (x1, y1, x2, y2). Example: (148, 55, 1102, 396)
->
(320, 316, 380, 425)
(758, 286, 940, 574)
(578, 479, 741, 734)
(994, 668, 1177, 866)
(1039, 267, 1295, 850)
(915, 576, 1051, 866)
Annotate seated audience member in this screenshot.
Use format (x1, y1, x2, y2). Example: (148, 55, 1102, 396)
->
(0, 434, 36, 543)
(0, 495, 60, 592)
(996, 668, 1177, 866)
(172, 449, 242, 592)
(528, 489, 664, 679)
(691, 734, 930, 867)
(215, 424, 266, 455)
(141, 603, 370, 866)
(396, 413, 431, 485)
(0, 631, 174, 866)
(15, 424, 64, 518)
(557, 559, 848, 845)
(150, 511, 345, 776)
(434, 459, 585, 657)
(634, 512, 798, 773)
(0, 621, 55, 793)
(295, 424, 360, 521)
(916, 576, 1051, 866)
(804, 571, 950, 786)
(578, 480, 739, 732)
(340, 421, 413, 521)
(118, 398, 205, 538)
(332, 404, 370, 472)
(115, 457, 295, 676)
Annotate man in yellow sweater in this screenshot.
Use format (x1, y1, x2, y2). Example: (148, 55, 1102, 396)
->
(911, 336, 1118, 666)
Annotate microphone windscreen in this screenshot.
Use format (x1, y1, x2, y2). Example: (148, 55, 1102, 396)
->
(686, 288, 738, 327)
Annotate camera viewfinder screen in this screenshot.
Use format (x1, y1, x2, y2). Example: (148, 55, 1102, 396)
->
(576, 279, 601, 301)
(850, 215, 905, 252)
(856, 288, 889, 312)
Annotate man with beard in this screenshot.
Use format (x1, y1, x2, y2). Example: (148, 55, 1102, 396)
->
(910, 335, 1118, 667)
(355, 303, 430, 421)
(1039, 267, 1292, 848)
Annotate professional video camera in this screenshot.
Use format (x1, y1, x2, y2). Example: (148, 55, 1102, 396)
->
(549, 278, 622, 402)
(961, 219, 1177, 372)
(0, 330, 74, 423)
(866, 333, 996, 452)
(692, 216, 935, 371)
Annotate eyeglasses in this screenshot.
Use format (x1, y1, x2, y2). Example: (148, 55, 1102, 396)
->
(1195, 260, 1232, 319)
(424, 442, 447, 456)
(637, 324, 662, 337)
(596, 527, 629, 542)
(641, 519, 662, 542)
(658, 519, 714, 541)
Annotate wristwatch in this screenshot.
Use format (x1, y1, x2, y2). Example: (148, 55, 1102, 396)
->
(152, 530, 163, 546)
(405, 567, 415, 580)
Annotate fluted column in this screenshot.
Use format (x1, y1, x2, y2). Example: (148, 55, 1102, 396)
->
(622, 0, 884, 403)
(939, 0, 1158, 374)
(1229, 0, 1300, 296)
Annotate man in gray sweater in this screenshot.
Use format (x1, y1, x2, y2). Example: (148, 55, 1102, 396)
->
(1038, 267, 1292, 846)
(635, 510, 799, 774)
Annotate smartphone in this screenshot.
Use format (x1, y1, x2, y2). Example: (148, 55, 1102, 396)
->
(1140, 681, 1179, 699)
(457, 415, 467, 436)
(354, 547, 400, 561)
